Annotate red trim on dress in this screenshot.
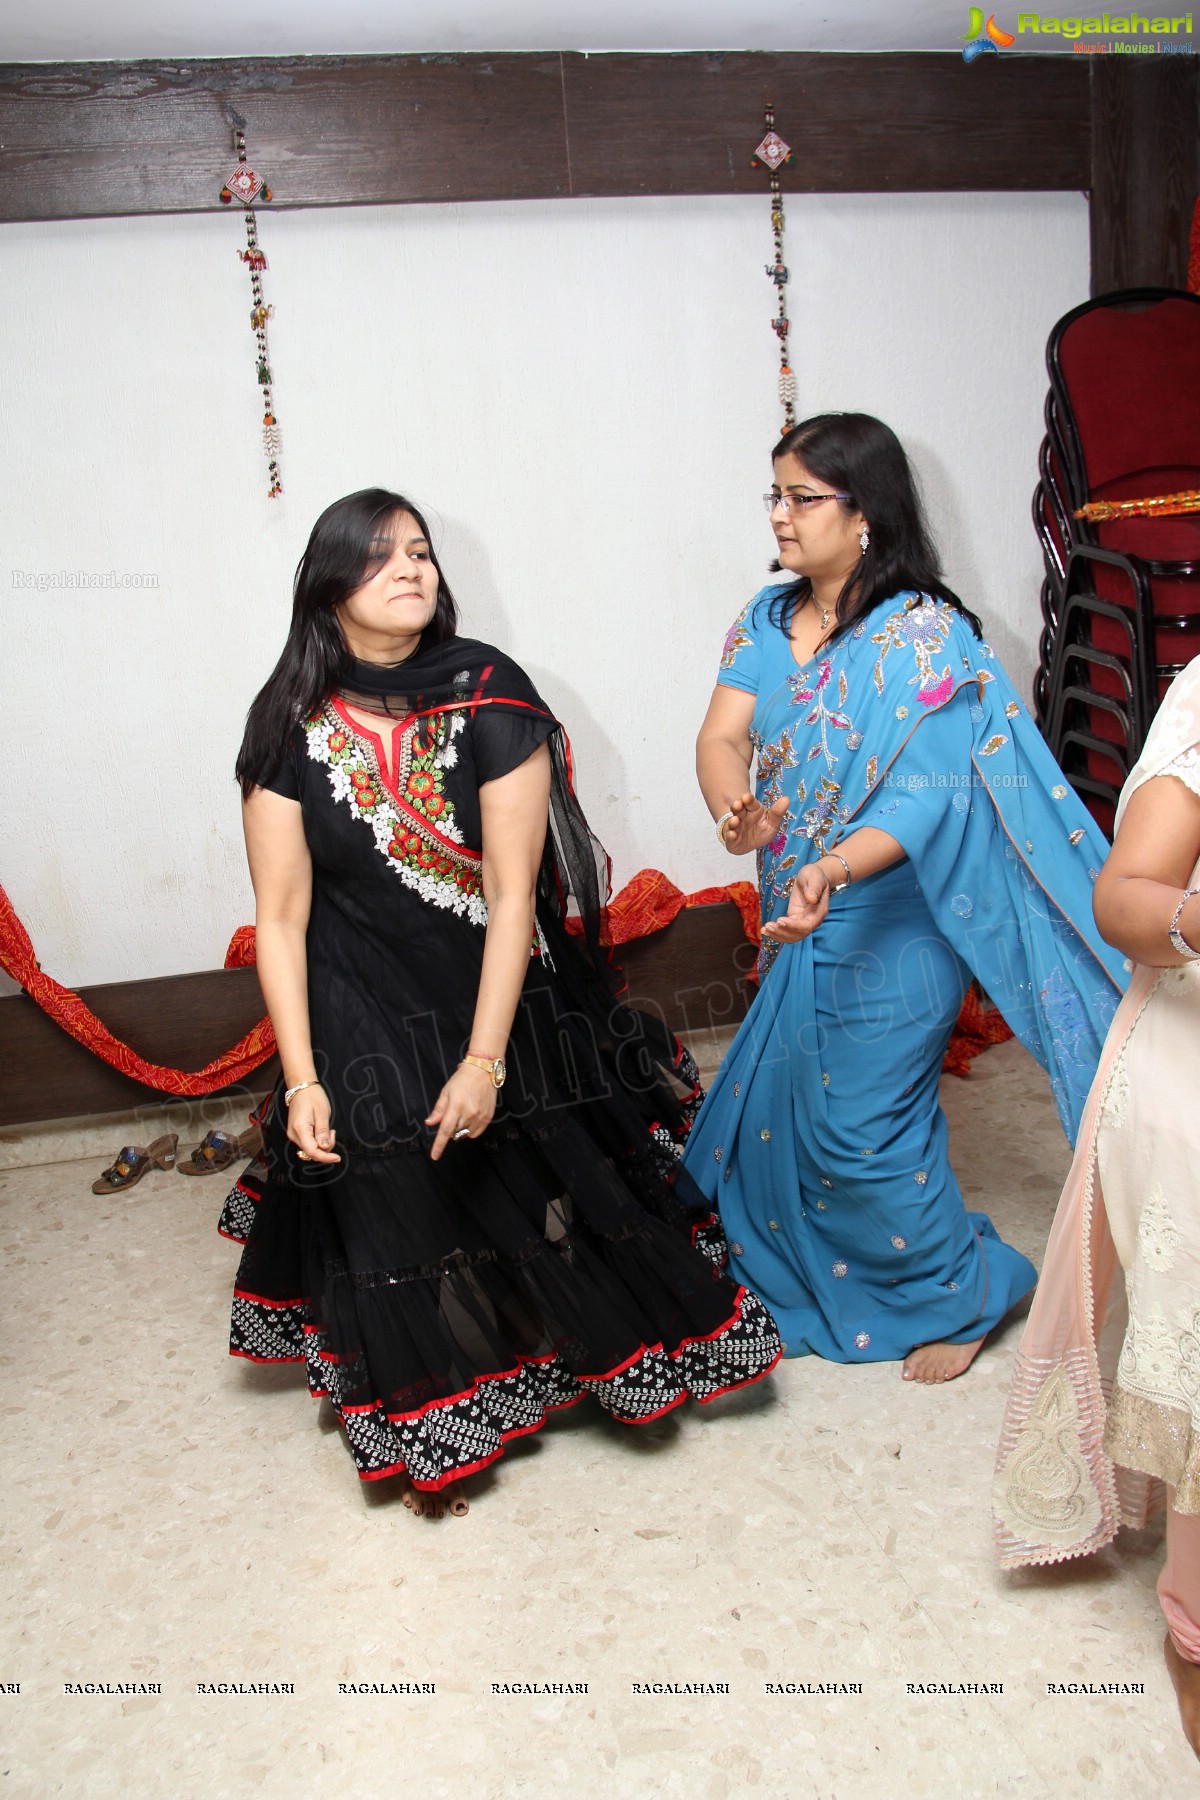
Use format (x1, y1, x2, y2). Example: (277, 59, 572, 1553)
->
(339, 1347, 564, 1424)
(676, 1285, 750, 1347)
(697, 1344, 785, 1404)
(356, 1395, 589, 1488)
(232, 1287, 306, 1309)
(228, 1223, 776, 1488)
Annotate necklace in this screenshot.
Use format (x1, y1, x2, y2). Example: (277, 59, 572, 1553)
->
(812, 595, 831, 632)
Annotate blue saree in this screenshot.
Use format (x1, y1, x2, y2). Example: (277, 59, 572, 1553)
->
(682, 587, 1127, 1364)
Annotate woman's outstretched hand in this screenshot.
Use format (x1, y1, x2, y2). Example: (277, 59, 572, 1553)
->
(761, 862, 831, 944)
(720, 791, 789, 855)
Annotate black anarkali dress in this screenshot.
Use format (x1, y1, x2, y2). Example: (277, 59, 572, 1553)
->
(220, 640, 781, 1490)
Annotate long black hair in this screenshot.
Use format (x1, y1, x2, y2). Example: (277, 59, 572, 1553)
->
(765, 412, 982, 641)
(236, 488, 459, 794)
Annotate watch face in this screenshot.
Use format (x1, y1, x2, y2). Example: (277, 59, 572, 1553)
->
(493, 1058, 507, 1088)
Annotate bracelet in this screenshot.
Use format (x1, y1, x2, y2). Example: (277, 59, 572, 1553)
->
(284, 1079, 321, 1106)
(826, 851, 853, 893)
(715, 810, 736, 846)
(1169, 887, 1200, 960)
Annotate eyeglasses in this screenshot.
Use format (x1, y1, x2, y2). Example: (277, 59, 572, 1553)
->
(763, 491, 852, 515)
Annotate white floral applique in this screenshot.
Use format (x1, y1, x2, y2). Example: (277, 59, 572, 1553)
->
(1163, 962, 1200, 999)
(1118, 1299, 1182, 1398)
(1176, 1309, 1200, 1413)
(1101, 1046, 1130, 1130)
(1163, 743, 1200, 801)
(1135, 1181, 1179, 1273)
(991, 1365, 1104, 1547)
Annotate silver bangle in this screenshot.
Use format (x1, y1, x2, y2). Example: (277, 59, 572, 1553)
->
(826, 851, 853, 893)
(715, 810, 736, 846)
(284, 1079, 321, 1106)
(1169, 888, 1200, 961)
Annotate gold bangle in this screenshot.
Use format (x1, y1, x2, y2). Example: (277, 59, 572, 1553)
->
(284, 1078, 321, 1106)
(716, 810, 736, 845)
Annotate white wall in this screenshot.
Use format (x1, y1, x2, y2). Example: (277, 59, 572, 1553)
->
(0, 191, 1089, 988)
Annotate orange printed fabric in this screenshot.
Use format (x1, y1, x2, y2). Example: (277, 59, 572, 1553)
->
(598, 867, 761, 947)
(0, 882, 276, 1096)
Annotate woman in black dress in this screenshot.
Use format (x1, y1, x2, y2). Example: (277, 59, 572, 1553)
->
(223, 489, 782, 1517)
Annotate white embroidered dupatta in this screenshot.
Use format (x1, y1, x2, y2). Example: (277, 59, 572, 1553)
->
(993, 657, 1200, 1567)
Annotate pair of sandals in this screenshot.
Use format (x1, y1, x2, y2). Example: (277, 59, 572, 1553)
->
(91, 1124, 262, 1195)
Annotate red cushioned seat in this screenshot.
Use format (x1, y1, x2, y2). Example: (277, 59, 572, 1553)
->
(1035, 288, 1200, 832)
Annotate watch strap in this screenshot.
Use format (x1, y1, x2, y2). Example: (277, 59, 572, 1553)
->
(461, 1053, 506, 1087)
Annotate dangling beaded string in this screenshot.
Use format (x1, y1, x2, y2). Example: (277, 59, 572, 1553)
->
(219, 130, 282, 498)
(750, 103, 796, 430)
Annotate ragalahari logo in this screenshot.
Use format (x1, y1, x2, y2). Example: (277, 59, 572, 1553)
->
(962, 8, 1018, 55)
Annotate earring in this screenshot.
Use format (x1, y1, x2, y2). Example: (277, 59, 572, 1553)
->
(859, 526, 870, 554)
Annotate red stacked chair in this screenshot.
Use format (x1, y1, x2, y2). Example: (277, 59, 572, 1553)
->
(1035, 288, 1200, 836)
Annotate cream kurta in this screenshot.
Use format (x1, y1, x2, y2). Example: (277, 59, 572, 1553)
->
(1095, 760, 1200, 1508)
(994, 665, 1200, 1567)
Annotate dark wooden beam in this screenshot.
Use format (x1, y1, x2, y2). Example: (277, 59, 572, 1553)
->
(0, 51, 1092, 224)
(1090, 54, 1200, 293)
(0, 54, 571, 221)
(0, 905, 753, 1126)
(563, 52, 1091, 195)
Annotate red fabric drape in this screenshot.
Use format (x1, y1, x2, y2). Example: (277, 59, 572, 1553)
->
(0, 867, 1008, 1095)
(567, 867, 762, 948)
(0, 883, 276, 1096)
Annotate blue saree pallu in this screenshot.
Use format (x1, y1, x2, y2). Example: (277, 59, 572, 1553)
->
(683, 588, 1127, 1363)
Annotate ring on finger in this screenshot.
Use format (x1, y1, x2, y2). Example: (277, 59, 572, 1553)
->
(296, 1149, 312, 1161)
(453, 1127, 470, 1141)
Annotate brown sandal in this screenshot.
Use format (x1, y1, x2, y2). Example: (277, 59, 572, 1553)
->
(91, 1133, 178, 1195)
(177, 1124, 262, 1176)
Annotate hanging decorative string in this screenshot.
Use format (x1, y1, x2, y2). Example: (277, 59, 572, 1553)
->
(751, 103, 796, 430)
(219, 131, 282, 498)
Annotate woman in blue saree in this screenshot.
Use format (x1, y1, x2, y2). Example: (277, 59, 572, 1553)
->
(684, 413, 1126, 1382)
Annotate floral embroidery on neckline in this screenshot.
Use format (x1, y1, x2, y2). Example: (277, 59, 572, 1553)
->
(306, 700, 487, 923)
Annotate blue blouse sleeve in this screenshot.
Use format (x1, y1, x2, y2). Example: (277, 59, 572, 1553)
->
(715, 598, 765, 695)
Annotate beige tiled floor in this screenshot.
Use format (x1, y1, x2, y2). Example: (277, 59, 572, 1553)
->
(1, 1039, 1195, 1798)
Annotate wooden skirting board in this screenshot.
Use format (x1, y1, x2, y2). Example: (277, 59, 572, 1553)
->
(0, 903, 755, 1127)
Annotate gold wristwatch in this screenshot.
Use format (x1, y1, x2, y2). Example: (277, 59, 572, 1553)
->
(461, 1053, 507, 1089)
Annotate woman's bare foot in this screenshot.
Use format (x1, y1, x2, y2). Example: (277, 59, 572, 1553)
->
(400, 1478, 469, 1520)
(902, 1336, 985, 1383)
(1164, 1631, 1200, 1760)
